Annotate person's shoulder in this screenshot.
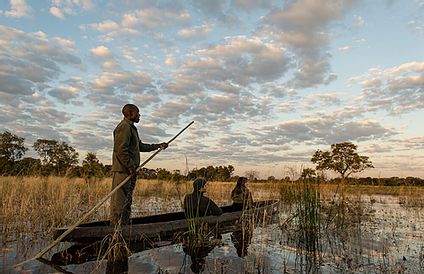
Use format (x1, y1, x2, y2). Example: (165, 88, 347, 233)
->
(115, 119, 131, 130)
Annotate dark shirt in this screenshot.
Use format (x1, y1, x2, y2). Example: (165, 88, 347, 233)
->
(183, 192, 223, 218)
(111, 117, 159, 173)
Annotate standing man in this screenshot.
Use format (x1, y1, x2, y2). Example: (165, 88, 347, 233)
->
(111, 104, 168, 226)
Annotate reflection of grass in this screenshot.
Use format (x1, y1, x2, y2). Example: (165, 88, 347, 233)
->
(279, 180, 322, 272)
(3, 176, 424, 272)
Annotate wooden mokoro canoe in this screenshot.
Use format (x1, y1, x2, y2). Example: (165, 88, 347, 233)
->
(53, 200, 280, 244)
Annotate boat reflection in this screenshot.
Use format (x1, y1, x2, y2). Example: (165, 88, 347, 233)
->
(44, 200, 279, 273)
(48, 237, 172, 273)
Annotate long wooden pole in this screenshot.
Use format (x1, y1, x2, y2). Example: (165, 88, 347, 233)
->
(14, 121, 194, 268)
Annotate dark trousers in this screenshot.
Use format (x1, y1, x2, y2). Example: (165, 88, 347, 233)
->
(110, 172, 136, 226)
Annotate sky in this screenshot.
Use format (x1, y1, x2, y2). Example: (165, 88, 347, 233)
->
(0, 0, 423, 179)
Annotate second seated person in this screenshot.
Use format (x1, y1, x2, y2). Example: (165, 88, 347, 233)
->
(231, 177, 253, 211)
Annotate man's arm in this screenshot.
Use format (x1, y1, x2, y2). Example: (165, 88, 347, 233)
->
(139, 141, 168, 152)
(204, 197, 223, 216)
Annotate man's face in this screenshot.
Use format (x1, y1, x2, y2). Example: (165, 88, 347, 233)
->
(128, 108, 140, 123)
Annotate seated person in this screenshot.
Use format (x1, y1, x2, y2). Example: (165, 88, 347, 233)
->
(184, 178, 223, 218)
(231, 177, 253, 211)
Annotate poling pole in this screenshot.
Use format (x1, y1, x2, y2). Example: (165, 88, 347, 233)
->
(14, 121, 194, 268)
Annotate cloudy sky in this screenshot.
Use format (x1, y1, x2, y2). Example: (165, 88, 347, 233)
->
(1, 0, 423, 179)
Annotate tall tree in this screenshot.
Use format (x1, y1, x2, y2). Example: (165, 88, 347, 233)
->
(301, 168, 316, 179)
(311, 142, 373, 182)
(33, 139, 79, 175)
(81, 152, 104, 182)
(0, 131, 28, 175)
(0, 131, 28, 162)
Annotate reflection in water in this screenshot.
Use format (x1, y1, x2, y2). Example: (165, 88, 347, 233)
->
(230, 227, 253, 258)
(180, 225, 254, 273)
(105, 245, 128, 274)
(36, 257, 74, 274)
(182, 238, 221, 274)
(49, 238, 132, 274)
(44, 201, 278, 273)
(49, 237, 168, 274)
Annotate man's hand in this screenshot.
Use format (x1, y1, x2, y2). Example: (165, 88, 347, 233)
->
(158, 142, 168, 150)
(129, 167, 137, 179)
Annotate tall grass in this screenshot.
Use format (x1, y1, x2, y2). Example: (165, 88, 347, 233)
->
(3, 176, 424, 273)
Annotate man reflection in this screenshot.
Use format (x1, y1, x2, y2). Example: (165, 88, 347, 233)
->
(231, 227, 253, 257)
(183, 238, 220, 274)
(106, 243, 129, 274)
(106, 255, 128, 274)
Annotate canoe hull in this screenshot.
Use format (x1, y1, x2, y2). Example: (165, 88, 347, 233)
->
(53, 200, 280, 244)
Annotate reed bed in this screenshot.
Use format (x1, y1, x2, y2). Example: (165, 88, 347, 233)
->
(2, 176, 423, 242)
(3, 176, 424, 273)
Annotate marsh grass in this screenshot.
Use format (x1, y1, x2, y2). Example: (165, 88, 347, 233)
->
(3, 176, 424, 273)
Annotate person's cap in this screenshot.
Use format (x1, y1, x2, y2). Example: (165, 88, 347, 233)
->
(193, 178, 207, 191)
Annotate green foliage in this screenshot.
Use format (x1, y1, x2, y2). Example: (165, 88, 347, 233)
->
(311, 142, 373, 181)
(187, 165, 234, 181)
(81, 152, 104, 182)
(301, 168, 316, 179)
(0, 131, 28, 175)
(0, 131, 28, 162)
(33, 139, 79, 175)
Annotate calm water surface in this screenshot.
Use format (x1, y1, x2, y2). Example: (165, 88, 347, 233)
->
(2, 194, 424, 273)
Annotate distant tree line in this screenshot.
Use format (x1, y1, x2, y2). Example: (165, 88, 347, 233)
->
(0, 131, 237, 182)
(1, 131, 423, 185)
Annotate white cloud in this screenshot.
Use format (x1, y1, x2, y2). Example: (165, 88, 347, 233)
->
(90, 45, 111, 58)
(166, 36, 289, 95)
(5, 0, 32, 18)
(88, 20, 120, 33)
(48, 85, 80, 102)
(354, 14, 364, 27)
(53, 37, 75, 48)
(352, 61, 424, 114)
(259, 0, 356, 88)
(303, 92, 341, 109)
(164, 56, 176, 66)
(0, 25, 81, 97)
(232, 0, 273, 10)
(50, 0, 95, 19)
(49, 6, 64, 19)
(178, 24, 212, 40)
(338, 45, 352, 52)
(122, 7, 191, 29)
(254, 117, 395, 145)
(83, 20, 140, 41)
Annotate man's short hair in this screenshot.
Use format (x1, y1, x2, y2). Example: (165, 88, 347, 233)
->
(122, 104, 139, 116)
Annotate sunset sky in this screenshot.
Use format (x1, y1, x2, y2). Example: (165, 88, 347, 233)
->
(1, 0, 423, 179)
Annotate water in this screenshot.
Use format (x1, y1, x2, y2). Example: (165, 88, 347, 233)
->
(2, 194, 424, 273)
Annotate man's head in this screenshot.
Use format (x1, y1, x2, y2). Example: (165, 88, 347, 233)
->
(122, 104, 140, 123)
(236, 176, 248, 187)
(193, 178, 207, 193)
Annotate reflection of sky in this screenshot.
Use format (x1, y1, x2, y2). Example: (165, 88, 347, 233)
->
(1, 1, 424, 179)
(5, 191, 424, 273)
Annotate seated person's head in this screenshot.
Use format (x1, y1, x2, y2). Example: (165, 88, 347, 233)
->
(193, 178, 207, 193)
(236, 177, 248, 187)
